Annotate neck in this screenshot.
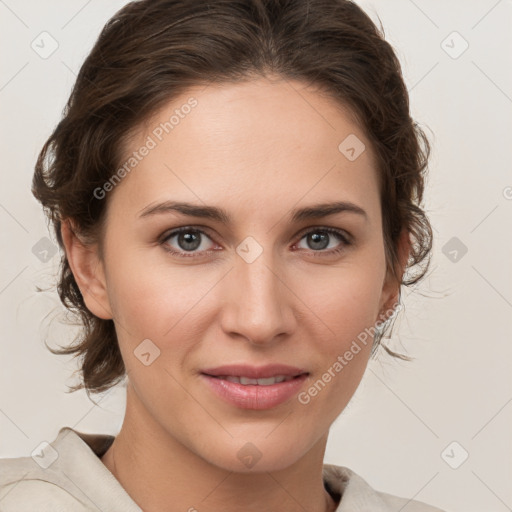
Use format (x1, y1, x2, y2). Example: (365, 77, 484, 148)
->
(101, 384, 338, 512)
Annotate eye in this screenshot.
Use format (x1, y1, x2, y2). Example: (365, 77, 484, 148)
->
(160, 225, 352, 259)
(161, 227, 218, 257)
(294, 227, 351, 256)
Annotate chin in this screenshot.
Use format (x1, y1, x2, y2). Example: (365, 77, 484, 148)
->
(198, 435, 311, 474)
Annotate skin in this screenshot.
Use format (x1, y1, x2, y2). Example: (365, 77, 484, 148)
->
(62, 76, 409, 512)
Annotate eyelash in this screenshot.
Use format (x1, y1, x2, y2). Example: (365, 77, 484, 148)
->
(159, 226, 352, 259)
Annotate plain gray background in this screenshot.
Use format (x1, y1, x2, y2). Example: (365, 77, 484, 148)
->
(1, 1, 511, 511)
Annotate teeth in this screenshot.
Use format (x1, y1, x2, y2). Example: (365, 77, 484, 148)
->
(220, 375, 294, 385)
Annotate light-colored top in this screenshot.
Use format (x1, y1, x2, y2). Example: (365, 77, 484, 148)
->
(0, 427, 446, 511)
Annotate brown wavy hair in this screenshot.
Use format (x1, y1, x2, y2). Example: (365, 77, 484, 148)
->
(33, 0, 433, 395)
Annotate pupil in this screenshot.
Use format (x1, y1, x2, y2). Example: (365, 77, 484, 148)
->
(309, 232, 328, 250)
(179, 231, 201, 251)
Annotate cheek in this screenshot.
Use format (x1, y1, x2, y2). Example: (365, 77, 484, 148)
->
(292, 259, 384, 405)
(295, 260, 385, 342)
(295, 279, 380, 421)
(317, 287, 378, 384)
(105, 247, 218, 341)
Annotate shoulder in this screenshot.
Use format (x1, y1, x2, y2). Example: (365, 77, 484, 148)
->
(377, 490, 447, 512)
(0, 455, 88, 512)
(323, 464, 447, 512)
(0, 427, 119, 512)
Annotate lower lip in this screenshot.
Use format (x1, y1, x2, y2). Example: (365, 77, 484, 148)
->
(201, 374, 309, 410)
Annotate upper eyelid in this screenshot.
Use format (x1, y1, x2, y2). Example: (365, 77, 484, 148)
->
(295, 225, 350, 240)
(161, 225, 216, 243)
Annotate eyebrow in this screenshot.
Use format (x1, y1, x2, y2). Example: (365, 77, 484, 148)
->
(138, 200, 368, 223)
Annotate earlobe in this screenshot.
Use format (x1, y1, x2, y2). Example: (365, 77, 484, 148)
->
(60, 219, 113, 320)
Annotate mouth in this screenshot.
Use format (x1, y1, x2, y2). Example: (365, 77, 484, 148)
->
(199, 364, 310, 410)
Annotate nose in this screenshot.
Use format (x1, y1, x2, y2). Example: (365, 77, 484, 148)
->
(219, 243, 297, 346)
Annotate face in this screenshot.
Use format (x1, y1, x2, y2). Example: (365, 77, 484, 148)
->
(79, 77, 400, 472)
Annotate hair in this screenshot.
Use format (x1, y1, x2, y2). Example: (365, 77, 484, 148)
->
(33, 0, 433, 395)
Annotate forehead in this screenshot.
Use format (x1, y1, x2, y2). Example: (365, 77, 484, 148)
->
(109, 77, 380, 224)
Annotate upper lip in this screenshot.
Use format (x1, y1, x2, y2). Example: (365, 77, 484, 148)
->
(201, 364, 309, 379)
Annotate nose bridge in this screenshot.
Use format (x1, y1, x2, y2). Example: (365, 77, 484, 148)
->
(221, 236, 295, 344)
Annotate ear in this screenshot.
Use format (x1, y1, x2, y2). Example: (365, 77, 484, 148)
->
(60, 219, 113, 320)
(377, 229, 411, 323)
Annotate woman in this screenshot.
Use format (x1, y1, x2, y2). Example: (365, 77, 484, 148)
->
(0, 0, 444, 510)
